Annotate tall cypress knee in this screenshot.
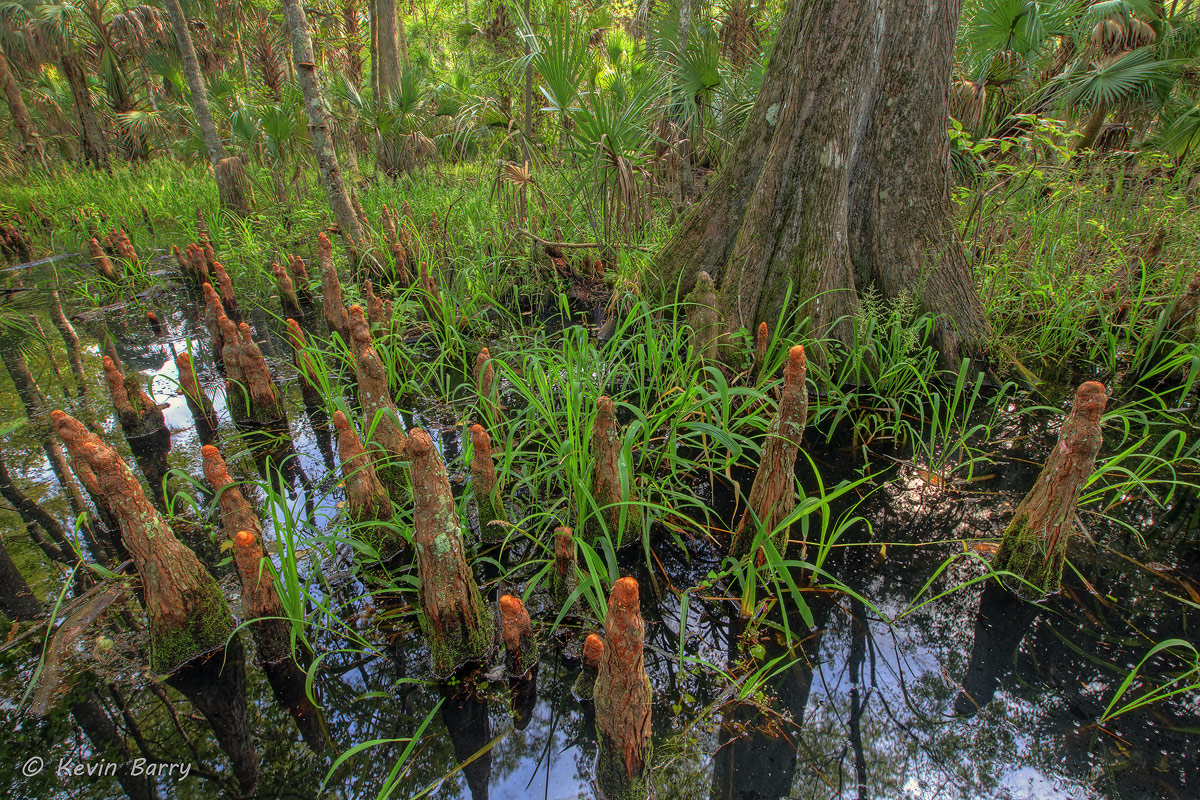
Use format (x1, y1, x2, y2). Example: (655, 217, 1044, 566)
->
(991, 382, 1107, 600)
(593, 577, 652, 800)
(408, 428, 494, 676)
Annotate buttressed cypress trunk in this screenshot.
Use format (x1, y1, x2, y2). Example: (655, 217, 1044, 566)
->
(51, 411, 234, 675)
(655, 0, 989, 368)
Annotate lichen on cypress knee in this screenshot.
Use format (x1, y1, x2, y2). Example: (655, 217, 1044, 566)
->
(991, 381, 1107, 600)
(593, 577, 652, 800)
(408, 428, 495, 676)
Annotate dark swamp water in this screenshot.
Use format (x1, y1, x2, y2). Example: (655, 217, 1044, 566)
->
(1, 253, 1198, 800)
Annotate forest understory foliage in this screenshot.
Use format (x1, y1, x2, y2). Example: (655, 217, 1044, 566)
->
(0, 1, 1199, 799)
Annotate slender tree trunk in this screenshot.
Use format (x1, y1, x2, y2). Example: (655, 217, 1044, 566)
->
(0, 49, 46, 168)
(343, 0, 364, 87)
(164, 0, 247, 213)
(656, 0, 989, 368)
(1076, 101, 1108, 152)
(282, 0, 368, 255)
(375, 0, 406, 176)
(60, 50, 109, 171)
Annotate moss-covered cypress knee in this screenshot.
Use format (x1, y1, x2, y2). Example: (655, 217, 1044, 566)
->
(408, 428, 494, 676)
(332, 410, 404, 562)
(499, 594, 537, 678)
(103, 356, 168, 441)
(991, 381, 1107, 600)
(470, 424, 507, 543)
(573, 632, 603, 700)
(594, 577, 652, 800)
(730, 345, 808, 561)
(227, 322, 286, 426)
(51, 411, 234, 675)
(552, 526, 580, 612)
(588, 396, 643, 547)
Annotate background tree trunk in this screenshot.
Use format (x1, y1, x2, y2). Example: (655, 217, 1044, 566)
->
(164, 0, 247, 213)
(656, 0, 990, 367)
(281, 0, 368, 255)
(60, 50, 108, 171)
(0, 49, 46, 168)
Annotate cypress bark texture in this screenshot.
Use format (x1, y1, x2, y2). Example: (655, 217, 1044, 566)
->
(475, 346, 500, 423)
(655, 0, 988, 368)
(333, 410, 404, 561)
(202, 282, 227, 363)
(499, 594, 537, 677)
(991, 381, 1107, 600)
(212, 261, 242, 321)
(593, 577, 652, 800)
(279, 0, 366, 255)
(89, 237, 118, 281)
(272, 262, 304, 318)
(730, 345, 808, 560)
(589, 396, 643, 546)
(51, 411, 235, 675)
(232, 322, 286, 425)
(408, 428, 494, 676)
(470, 423, 507, 543)
(685, 271, 721, 363)
(103, 356, 168, 440)
(49, 290, 87, 396)
(60, 50, 108, 171)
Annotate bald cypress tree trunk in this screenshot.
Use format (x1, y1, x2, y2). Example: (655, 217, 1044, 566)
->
(656, 0, 989, 368)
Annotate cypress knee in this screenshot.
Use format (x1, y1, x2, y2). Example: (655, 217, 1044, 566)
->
(573, 632, 604, 700)
(318, 233, 350, 342)
(408, 428, 494, 676)
(202, 282, 227, 363)
(287, 254, 314, 303)
(231, 530, 292, 665)
(272, 262, 303, 318)
(88, 237, 118, 281)
(753, 322, 769, 383)
(51, 411, 235, 675)
(233, 322, 286, 425)
(589, 396, 643, 547)
(418, 261, 443, 324)
(333, 410, 404, 561)
(285, 319, 321, 401)
(348, 305, 408, 497)
(593, 577, 652, 800)
(730, 345, 808, 560)
(991, 381, 1107, 600)
(212, 261, 241, 322)
(552, 526, 580, 612)
(499, 594, 537, 678)
(175, 352, 217, 437)
(475, 347, 500, 422)
(685, 270, 721, 363)
(470, 424, 507, 543)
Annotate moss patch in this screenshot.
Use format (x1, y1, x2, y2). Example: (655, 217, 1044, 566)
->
(149, 575, 235, 675)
